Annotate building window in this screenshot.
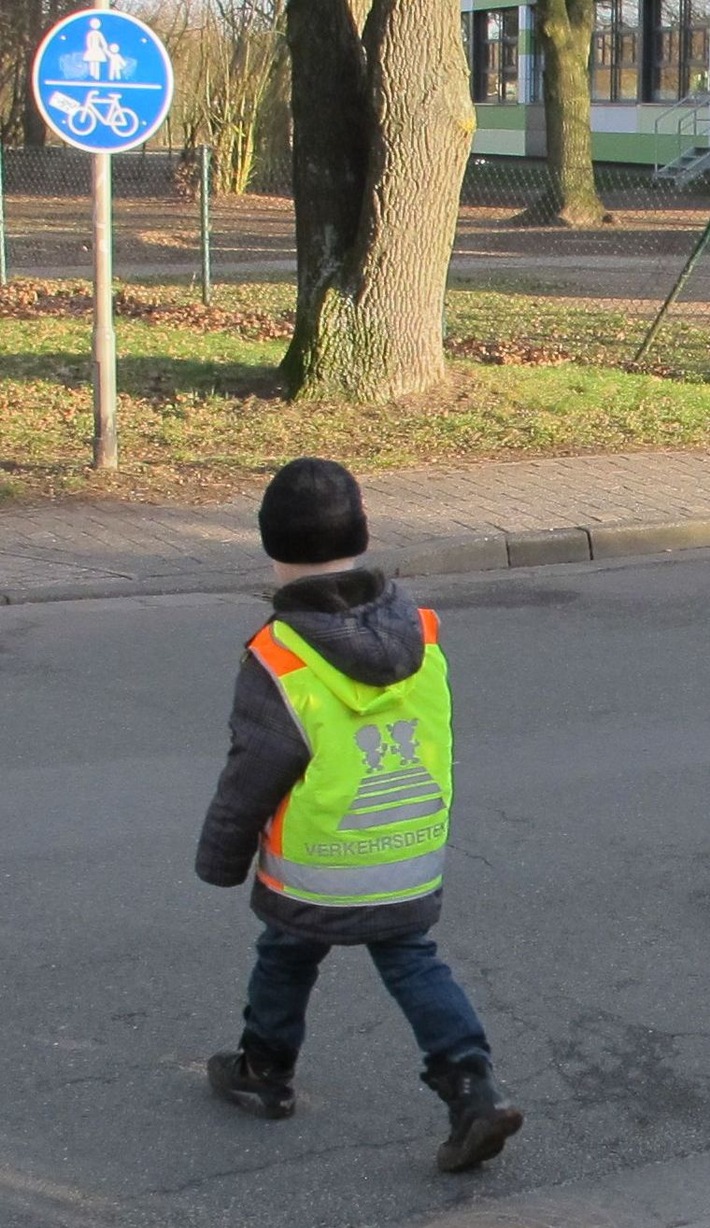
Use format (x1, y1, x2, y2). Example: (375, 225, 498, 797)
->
(470, 9, 519, 103)
(647, 0, 710, 100)
(527, 7, 543, 102)
(688, 3, 710, 91)
(592, 0, 640, 101)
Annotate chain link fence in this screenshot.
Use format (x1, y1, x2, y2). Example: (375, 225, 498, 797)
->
(455, 158, 710, 378)
(0, 146, 294, 283)
(2, 145, 710, 377)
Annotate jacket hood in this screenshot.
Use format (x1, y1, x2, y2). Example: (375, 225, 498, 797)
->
(271, 569, 425, 697)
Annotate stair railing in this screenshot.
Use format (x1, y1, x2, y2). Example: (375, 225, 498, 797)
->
(654, 91, 710, 177)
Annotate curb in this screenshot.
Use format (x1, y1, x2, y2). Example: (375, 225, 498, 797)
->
(387, 518, 710, 578)
(2, 519, 710, 606)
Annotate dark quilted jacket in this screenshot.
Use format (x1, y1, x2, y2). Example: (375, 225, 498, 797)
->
(195, 568, 446, 944)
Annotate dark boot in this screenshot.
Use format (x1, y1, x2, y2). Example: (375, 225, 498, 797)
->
(207, 1050, 295, 1120)
(422, 1055, 523, 1172)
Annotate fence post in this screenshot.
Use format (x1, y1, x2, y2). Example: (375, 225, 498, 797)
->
(634, 215, 710, 363)
(200, 144, 212, 306)
(0, 141, 7, 286)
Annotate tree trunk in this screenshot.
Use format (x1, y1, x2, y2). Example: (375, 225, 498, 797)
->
(348, 0, 373, 33)
(281, 0, 474, 403)
(22, 0, 47, 147)
(254, 34, 292, 193)
(23, 71, 46, 147)
(525, 0, 609, 226)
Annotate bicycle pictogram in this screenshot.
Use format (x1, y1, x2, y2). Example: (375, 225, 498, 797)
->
(67, 89, 139, 138)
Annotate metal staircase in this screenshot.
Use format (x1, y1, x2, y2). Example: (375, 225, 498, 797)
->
(654, 94, 710, 186)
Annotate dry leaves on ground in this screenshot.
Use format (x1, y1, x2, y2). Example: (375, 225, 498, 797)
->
(0, 280, 295, 341)
(445, 336, 571, 366)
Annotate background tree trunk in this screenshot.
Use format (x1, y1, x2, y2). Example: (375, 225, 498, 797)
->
(1, 0, 76, 145)
(280, 0, 369, 393)
(282, 0, 474, 403)
(23, 66, 46, 147)
(348, 0, 373, 33)
(525, 0, 609, 226)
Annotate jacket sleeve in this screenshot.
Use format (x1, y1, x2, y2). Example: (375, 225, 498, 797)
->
(195, 651, 310, 887)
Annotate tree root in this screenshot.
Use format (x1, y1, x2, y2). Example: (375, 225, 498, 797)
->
(509, 188, 615, 228)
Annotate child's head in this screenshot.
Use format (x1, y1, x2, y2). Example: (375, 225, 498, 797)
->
(258, 457, 369, 581)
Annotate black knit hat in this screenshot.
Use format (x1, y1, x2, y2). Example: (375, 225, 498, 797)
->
(258, 457, 369, 564)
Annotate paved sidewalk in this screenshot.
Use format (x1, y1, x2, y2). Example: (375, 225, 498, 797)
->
(1, 449, 710, 604)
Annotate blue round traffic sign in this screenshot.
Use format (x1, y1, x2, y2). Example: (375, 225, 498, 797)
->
(32, 9, 173, 154)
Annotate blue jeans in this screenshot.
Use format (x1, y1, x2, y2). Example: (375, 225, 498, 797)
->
(240, 926, 491, 1073)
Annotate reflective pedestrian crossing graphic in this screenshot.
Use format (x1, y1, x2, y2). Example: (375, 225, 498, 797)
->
(340, 720, 445, 831)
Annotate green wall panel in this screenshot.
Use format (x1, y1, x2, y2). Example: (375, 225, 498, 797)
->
(591, 130, 706, 164)
(473, 129, 527, 155)
(473, 104, 527, 131)
(469, 102, 709, 165)
(464, 0, 521, 9)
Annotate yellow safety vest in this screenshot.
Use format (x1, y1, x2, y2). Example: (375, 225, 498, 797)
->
(248, 609, 453, 907)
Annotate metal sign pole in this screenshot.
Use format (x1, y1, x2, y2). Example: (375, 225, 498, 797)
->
(92, 148, 117, 469)
(91, 0, 117, 469)
(0, 141, 8, 286)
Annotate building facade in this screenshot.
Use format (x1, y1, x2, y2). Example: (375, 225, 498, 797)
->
(461, 0, 710, 166)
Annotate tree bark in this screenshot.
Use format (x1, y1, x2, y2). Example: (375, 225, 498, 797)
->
(0, 0, 78, 145)
(22, 0, 47, 146)
(348, 0, 373, 33)
(23, 71, 46, 147)
(282, 0, 474, 403)
(524, 0, 609, 227)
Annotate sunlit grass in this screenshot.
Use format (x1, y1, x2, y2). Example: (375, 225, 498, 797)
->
(2, 277, 710, 504)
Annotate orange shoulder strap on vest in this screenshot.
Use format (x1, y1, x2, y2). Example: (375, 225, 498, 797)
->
(249, 624, 306, 677)
(418, 607, 440, 644)
(251, 610, 438, 673)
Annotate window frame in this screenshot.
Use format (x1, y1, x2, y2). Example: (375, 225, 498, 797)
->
(591, 0, 640, 103)
(644, 0, 710, 101)
(470, 7, 520, 104)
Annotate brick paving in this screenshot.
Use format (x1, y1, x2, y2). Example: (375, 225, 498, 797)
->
(1, 450, 709, 602)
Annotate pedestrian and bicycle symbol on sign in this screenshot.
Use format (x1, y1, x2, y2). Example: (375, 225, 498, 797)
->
(33, 9, 173, 153)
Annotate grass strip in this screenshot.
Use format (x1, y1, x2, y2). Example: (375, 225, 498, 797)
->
(2, 279, 710, 504)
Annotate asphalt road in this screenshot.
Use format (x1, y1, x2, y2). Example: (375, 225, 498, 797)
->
(2, 554, 710, 1228)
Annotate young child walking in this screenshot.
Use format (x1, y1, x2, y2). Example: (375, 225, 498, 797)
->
(195, 457, 523, 1171)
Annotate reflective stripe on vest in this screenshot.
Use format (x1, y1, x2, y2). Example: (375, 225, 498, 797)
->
(249, 611, 452, 907)
(259, 846, 445, 906)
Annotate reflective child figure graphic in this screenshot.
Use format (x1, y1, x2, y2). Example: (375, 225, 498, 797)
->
(388, 718, 419, 764)
(355, 724, 386, 772)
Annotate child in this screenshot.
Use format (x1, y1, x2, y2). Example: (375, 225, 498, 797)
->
(195, 457, 523, 1172)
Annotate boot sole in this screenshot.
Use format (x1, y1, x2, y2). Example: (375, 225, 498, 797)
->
(437, 1107, 524, 1173)
(222, 1087, 295, 1120)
